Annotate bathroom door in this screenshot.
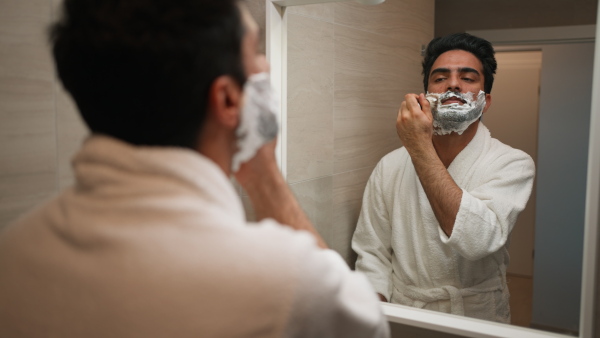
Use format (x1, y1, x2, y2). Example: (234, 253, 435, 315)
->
(483, 50, 542, 277)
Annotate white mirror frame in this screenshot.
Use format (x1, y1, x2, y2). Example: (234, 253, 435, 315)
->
(265, 0, 600, 337)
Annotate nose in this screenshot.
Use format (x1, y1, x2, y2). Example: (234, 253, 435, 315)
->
(446, 74, 460, 92)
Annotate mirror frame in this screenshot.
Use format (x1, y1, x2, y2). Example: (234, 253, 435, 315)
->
(265, 0, 600, 337)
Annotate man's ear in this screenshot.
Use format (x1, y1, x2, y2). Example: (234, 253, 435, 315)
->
(207, 75, 243, 129)
(483, 93, 492, 113)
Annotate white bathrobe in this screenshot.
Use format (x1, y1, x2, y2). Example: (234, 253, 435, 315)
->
(352, 122, 535, 323)
(0, 135, 389, 338)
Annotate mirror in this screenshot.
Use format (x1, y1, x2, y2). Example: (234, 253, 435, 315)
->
(261, 0, 599, 337)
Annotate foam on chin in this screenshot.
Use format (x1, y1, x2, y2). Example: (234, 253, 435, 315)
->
(425, 90, 486, 135)
(231, 73, 280, 172)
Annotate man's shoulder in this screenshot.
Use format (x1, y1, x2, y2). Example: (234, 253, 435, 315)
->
(376, 147, 410, 169)
(487, 137, 535, 168)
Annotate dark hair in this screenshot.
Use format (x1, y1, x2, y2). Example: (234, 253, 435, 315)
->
(50, 0, 246, 148)
(422, 33, 497, 94)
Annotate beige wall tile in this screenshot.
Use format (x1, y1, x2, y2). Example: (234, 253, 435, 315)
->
(0, 0, 56, 174)
(0, 0, 56, 221)
(287, 14, 335, 183)
(0, 0, 52, 43)
(334, 24, 422, 174)
(333, 103, 399, 175)
(241, 194, 256, 222)
(290, 175, 333, 247)
(288, 3, 335, 22)
(0, 124, 56, 176)
(0, 171, 56, 200)
(0, 0, 53, 81)
(245, 0, 266, 54)
(56, 86, 88, 189)
(1, 176, 54, 226)
(332, 166, 374, 267)
(0, 191, 54, 229)
(335, 0, 434, 46)
(52, 0, 62, 18)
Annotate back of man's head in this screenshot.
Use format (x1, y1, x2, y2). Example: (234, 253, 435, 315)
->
(51, 0, 246, 148)
(422, 33, 497, 94)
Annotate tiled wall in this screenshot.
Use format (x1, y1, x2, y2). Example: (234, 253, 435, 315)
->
(283, 0, 434, 266)
(0, 0, 89, 228)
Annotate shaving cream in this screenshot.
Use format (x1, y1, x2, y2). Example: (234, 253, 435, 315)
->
(231, 72, 279, 172)
(425, 90, 486, 135)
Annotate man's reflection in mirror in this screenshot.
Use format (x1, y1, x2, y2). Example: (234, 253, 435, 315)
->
(352, 33, 535, 323)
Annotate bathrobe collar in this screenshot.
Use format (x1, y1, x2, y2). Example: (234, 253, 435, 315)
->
(72, 134, 245, 223)
(447, 121, 490, 184)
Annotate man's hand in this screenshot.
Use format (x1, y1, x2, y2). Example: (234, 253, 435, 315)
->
(396, 93, 434, 153)
(235, 138, 329, 249)
(396, 93, 462, 237)
(234, 137, 279, 190)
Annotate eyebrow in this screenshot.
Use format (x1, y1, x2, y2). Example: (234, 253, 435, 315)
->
(430, 67, 481, 76)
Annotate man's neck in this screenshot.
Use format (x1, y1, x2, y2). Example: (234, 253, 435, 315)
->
(432, 122, 479, 168)
(196, 119, 237, 178)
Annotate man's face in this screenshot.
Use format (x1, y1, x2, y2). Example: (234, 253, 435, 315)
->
(427, 50, 491, 112)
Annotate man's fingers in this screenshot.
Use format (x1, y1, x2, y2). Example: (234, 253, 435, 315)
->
(418, 93, 433, 120)
(404, 94, 421, 114)
(399, 94, 420, 121)
(399, 101, 407, 119)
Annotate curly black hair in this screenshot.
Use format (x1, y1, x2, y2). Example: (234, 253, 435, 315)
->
(422, 33, 497, 94)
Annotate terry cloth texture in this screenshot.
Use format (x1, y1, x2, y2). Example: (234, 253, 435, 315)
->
(0, 135, 389, 338)
(353, 122, 535, 323)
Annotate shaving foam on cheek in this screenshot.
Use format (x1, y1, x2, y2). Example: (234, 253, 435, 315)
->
(231, 72, 279, 172)
(425, 90, 486, 135)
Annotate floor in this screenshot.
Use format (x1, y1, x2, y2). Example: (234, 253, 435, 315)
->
(506, 273, 533, 328)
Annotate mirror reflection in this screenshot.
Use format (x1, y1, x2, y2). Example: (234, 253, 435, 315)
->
(256, 0, 597, 335)
(352, 33, 535, 325)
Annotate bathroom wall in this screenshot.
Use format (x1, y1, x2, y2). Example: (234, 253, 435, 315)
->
(435, 0, 598, 37)
(0, 0, 88, 229)
(283, 0, 434, 266)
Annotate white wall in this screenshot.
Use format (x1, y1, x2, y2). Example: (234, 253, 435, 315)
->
(531, 42, 595, 333)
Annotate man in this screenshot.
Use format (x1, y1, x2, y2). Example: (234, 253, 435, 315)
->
(352, 33, 535, 323)
(0, 1, 389, 337)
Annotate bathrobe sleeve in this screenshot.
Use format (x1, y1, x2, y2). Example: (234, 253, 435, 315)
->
(284, 244, 390, 338)
(440, 150, 535, 260)
(352, 162, 393, 300)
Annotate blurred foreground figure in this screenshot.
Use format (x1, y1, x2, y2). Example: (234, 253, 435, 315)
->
(0, 1, 389, 337)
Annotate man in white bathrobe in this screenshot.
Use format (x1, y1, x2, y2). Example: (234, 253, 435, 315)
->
(0, 1, 389, 337)
(352, 33, 535, 323)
